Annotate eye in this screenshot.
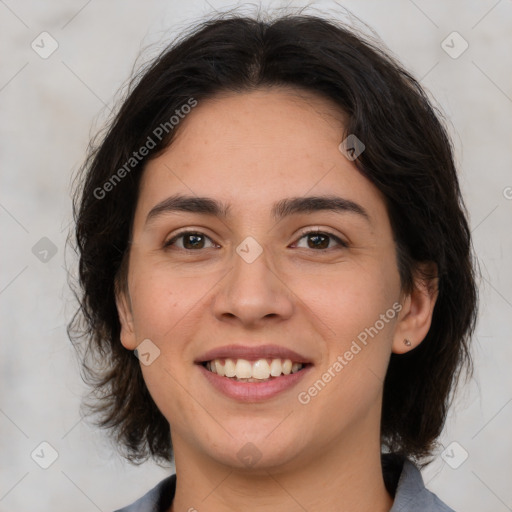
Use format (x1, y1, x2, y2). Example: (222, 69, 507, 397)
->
(293, 230, 348, 250)
(163, 231, 218, 250)
(163, 229, 347, 251)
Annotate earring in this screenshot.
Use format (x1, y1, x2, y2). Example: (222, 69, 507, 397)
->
(404, 338, 412, 347)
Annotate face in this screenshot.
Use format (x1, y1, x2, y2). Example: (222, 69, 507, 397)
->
(116, 87, 432, 472)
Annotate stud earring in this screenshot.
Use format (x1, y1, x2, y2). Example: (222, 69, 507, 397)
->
(404, 338, 412, 347)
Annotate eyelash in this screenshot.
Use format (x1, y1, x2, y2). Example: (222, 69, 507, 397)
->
(163, 229, 349, 251)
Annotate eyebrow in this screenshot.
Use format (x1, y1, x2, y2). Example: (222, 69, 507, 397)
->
(145, 193, 371, 226)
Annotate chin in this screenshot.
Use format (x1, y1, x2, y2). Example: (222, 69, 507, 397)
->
(204, 431, 305, 473)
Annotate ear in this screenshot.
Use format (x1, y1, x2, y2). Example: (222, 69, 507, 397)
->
(115, 281, 138, 351)
(392, 262, 439, 354)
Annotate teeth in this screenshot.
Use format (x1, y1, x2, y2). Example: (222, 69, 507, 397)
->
(235, 359, 252, 379)
(282, 359, 292, 375)
(205, 358, 304, 380)
(270, 359, 282, 377)
(252, 359, 270, 379)
(291, 363, 302, 373)
(214, 360, 225, 376)
(224, 358, 236, 377)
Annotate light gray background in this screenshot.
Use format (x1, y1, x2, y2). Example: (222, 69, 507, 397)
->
(1, 1, 511, 511)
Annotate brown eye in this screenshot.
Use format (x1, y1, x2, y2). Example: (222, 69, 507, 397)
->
(164, 231, 216, 250)
(294, 230, 348, 250)
(307, 233, 329, 249)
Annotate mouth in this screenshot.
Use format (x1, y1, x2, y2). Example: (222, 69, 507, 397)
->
(195, 344, 313, 401)
(200, 358, 310, 383)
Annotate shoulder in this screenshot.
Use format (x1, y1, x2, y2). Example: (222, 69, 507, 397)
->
(113, 475, 176, 512)
(388, 457, 455, 512)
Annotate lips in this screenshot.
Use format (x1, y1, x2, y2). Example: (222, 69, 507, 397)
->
(195, 344, 311, 364)
(195, 344, 312, 401)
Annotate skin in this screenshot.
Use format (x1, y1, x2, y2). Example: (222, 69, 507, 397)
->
(116, 87, 438, 512)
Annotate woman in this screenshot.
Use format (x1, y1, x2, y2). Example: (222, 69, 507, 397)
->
(69, 11, 478, 512)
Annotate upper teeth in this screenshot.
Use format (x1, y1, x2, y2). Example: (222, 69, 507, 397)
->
(206, 358, 303, 379)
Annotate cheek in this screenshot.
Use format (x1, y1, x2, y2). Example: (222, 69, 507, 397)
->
(290, 257, 400, 343)
(293, 256, 399, 405)
(127, 262, 202, 339)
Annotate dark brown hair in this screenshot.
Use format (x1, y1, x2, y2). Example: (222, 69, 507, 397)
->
(68, 12, 478, 465)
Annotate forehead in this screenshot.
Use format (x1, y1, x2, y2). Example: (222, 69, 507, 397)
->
(159, 87, 347, 168)
(136, 88, 388, 227)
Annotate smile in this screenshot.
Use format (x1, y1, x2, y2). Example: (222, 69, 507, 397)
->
(196, 344, 312, 400)
(203, 358, 305, 382)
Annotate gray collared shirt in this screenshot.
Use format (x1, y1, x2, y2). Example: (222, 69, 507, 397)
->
(115, 457, 455, 512)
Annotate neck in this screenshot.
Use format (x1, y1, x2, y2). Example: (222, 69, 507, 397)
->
(169, 425, 393, 512)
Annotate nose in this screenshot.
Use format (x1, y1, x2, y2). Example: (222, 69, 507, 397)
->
(212, 241, 294, 327)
